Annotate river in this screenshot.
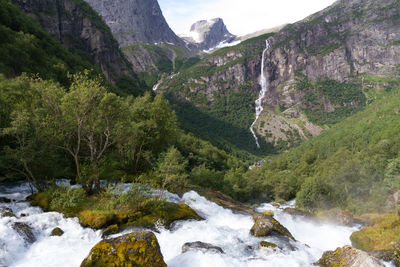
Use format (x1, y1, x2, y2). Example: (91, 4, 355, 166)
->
(0, 182, 388, 267)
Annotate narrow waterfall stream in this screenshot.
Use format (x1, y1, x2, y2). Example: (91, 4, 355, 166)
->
(0, 182, 371, 267)
(250, 40, 270, 148)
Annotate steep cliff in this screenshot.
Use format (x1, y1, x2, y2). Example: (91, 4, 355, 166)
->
(158, 0, 400, 152)
(12, 0, 139, 85)
(181, 18, 237, 51)
(84, 0, 185, 47)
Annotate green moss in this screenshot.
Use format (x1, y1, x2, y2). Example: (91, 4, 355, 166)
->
(78, 210, 116, 229)
(259, 241, 278, 248)
(350, 214, 400, 251)
(28, 192, 51, 211)
(81, 231, 166, 267)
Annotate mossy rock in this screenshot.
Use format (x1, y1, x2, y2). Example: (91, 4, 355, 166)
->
(315, 245, 384, 267)
(51, 227, 64, 236)
(125, 201, 202, 229)
(28, 192, 51, 211)
(1, 207, 15, 218)
(81, 231, 166, 267)
(350, 214, 400, 251)
(262, 211, 274, 217)
(78, 210, 116, 229)
(101, 224, 119, 238)
(250, 212, 295, 241)
(259, 241, 279, 249)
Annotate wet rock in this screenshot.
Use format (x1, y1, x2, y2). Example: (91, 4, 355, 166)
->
(51, 227, 64, 237)
(368, 250, 400, 266)
(12, 222, 36, 244)
(182, 241, 224, 254)
(81, 231, 166, 267)
(250, 213, 295, 241)
(20, 213, 28, 217)
(316, 245, 384, 267)
(0, 197, 12, 203)
(259, 241, 280, 250)
(101, 224, 118, 238)
(1, 207, 15, 218)
(283, 208, 314, 219)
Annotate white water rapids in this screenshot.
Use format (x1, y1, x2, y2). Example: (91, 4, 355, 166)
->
(250, 40, 270, 149)
(0, 182, 373, 267)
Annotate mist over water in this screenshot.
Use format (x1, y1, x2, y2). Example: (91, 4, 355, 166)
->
(0, 183, 364, 267)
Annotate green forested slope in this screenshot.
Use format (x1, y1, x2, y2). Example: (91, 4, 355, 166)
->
(234, 82, 400, 214)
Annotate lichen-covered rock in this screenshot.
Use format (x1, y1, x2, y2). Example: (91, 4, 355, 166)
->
(1, 207, 15, 217)
(182, 241, 224, 254)
(101, 224, 119, 238)
(316, 245, 384, 267)
(12, 222, 36, 244)
(50, 227, 64, 236)
(80, 231, 166, 267)
(250, 213, 295, 241)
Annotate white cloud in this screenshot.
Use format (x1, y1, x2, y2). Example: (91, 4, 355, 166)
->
(159, 0, 337, 36)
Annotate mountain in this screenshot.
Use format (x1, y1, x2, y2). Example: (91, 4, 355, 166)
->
(10, 0, 142, 90)
(157, 0, 400, 153)
(180, 18, 237, 51)
(84, 0, 185, 47)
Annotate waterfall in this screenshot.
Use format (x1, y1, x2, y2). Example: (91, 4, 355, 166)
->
(250, 40, 270, 148)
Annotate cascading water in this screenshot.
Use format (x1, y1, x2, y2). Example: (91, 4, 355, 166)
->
(250, 40, 270, 148)
(1, 182, 389, 267)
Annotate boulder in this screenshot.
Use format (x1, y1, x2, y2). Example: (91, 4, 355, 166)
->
(250, 213, 295, 241)
(80, 231, 166, 267)
(1, 207, 15, 217)
(316, 245, 385, 267)
(0, 197, 12, 203)
(12, 222, 36, 244)
(283, 208, 314, 219)
(182, 241, 224, 254)
(50, 227, 64, 236)
(101, 224, 119, 238)
(368, 250, 400, 266)
(259, 241, 280, 250)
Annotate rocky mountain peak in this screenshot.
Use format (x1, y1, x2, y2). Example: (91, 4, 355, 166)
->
(182, 18, 237, 51)
(84, 0, 185, 47)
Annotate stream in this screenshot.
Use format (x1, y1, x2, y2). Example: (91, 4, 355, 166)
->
(0, 181, 381, 267)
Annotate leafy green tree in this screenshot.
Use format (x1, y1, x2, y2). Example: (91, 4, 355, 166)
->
(384, 158, 400, 190)
(156, 147, 188, 199)
(52, 72, 131, 192)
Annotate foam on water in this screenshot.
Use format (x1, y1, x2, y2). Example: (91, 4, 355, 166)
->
(0, 183, 383, 267)
(155, 191, 360, 267)
(0, 182, 101, 267)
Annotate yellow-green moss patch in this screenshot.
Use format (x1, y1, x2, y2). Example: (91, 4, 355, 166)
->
(81, 231, 166, 267)
(350, 214, 400, 251)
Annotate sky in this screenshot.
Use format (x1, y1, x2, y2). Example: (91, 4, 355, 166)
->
(158, 0, 337, 36)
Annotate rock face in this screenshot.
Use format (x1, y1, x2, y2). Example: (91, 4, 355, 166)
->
(84, 0, 184, 47)
(81, 231, 166, 267)
(250, 213, 295, 241)
(159, 0, 400, 149)
(316, 245, 384, 267)
(12, 222, 36, 244)
(12, 0, 137, 83)
(182, 241, 224, 254)
(181, 18, 237, 51)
